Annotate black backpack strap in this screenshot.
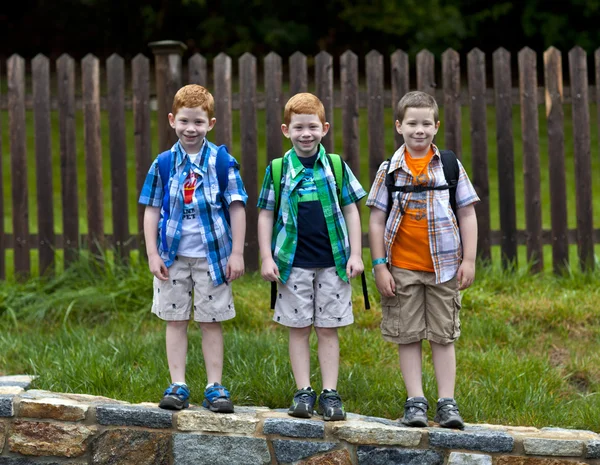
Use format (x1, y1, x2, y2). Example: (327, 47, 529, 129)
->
(439, 150, 459, 218)
(383, 159, 399, 217)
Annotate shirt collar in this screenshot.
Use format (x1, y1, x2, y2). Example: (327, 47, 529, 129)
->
(287, 144, 327, 179)
(389, 143, 440, 173)
(173, 139, 208, 172)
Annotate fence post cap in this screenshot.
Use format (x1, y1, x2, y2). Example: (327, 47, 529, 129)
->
(148, 40, 187, 56)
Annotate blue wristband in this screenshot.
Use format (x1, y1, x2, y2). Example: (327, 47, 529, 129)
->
(372, 257, 387, 267)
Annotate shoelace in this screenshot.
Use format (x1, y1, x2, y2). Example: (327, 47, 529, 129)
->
(321, 393, 342, 408)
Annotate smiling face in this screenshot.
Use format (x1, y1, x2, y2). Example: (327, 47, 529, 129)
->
(281, 113, 330, 158)
(395, 107, 440, 158)
(168, 106, 216, 154)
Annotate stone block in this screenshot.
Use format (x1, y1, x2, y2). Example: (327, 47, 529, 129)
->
(357, 446, 444, 465)
(332, 421, 422, 446)
(429, 428, 513, 453)
(298, 449, 353, 465)
(495, 457, 588, 464)
(263, 417, 324, 438)
(173, 434, 270, 464)
(91, 429, 171, 465)
(523, 438, 583, 457)
(587, 440, 600, 459)
(0, 396, 14, 417)
(272, 439, 337, 463)
(19, 397, 88, 421)
(0, 375, 36, 389)
(0, 387, 24, 395)
(0, 421, 6, 451)
(448, 452, 492, 464)
(177, 408, 258, 434)
(96, 404, 173, 429)
(0, 459, 64, 464)
(8, 420, 95, 457)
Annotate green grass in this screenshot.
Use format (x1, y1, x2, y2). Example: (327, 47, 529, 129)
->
(1, 253, 599, 431)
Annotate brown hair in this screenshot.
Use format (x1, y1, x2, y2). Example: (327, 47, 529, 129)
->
(171, 84, 215, 119)
(283, 93, 326, 125)
(396, 91, 439, 123)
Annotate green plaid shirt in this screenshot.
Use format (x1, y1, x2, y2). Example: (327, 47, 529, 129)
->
(257, 145, 366, 284)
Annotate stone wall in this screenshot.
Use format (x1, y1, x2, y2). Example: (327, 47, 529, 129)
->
(0, 376, 599, 464)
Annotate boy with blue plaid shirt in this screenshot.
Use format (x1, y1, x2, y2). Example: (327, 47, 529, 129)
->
(139, 85, 247, 412)
(367, 91, 479, 429)
(257, 93, 366, 421)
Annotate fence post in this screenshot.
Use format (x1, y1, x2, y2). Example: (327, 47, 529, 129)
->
(213, 53, 232, 148)
(366, 50, 385, 183)
(7, 54, 30, 278)
(289, 52, 308, 95)
(442, 49, 462, 159)
(265, 52, 283, 163)
(0, 60, 4, 279)
(340, 50, 360, 177)
(391, 50, 409, 148)
(543, 47, 569, 273)
(417, 50, 436, 96)
(315, 51, 334, 153)
(188, 53, 207, 87)
(149, 40, 187, 152)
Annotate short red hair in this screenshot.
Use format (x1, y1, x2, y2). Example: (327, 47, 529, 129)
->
(172, 84, 215, 119)
(284, 93, 326, 126)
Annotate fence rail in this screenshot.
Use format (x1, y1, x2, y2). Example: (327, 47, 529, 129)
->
(1, 43, 599, 278)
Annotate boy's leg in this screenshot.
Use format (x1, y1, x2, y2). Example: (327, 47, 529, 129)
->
(199, 322, 224, 385)
(289, 326, 312, 388)
(398, 341, 424, 398)
(430, 341, 456, 399)
(166, 320, 190, 383)
(314, 326, 339, 390)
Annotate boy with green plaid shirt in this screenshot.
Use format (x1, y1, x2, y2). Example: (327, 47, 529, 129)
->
(257, 93, 366, 421)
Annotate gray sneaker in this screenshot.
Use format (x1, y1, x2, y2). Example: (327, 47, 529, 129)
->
(401, 397, 429, 427)
(434, 398, 464, 429)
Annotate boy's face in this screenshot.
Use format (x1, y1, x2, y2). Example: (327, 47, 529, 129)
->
(168, 106, 216, 154)
(281, 113, 329, 158)
(396, 107, 440, 156)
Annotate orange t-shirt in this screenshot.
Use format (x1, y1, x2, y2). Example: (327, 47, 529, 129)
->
(390, 148, 435, 272)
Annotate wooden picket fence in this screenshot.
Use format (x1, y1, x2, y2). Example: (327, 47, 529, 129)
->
(0, 42, 598, 279)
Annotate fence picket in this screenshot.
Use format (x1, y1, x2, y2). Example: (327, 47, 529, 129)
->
(214, 53, 232, 148)
(366, 50, 385, 183)
(82, 54, 104, 255)
(32, 54, 55, 275)
(188, 53, 207, 87)
(417, 50, 436, 96)
(340, 51, 360, 176)
(442, 49, 462, 158)
(467, 48, 491, 261)
(390, 50, 409, 148)
(289, 52, 308, 95)
(543, 47, 569, 273)
(569, 46, 594, 270)
(315, 51, 334, 153)
(518, 47, 543, 272)
(265, 52, 283, 163)
(57, 54, 79, 266)
(0, 61, 4, 279)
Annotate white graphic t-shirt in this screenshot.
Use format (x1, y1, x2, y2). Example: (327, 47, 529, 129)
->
(178, 151, 207, 258)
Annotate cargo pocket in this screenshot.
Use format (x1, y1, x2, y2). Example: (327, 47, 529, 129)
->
(451, 291, 462, 339)
(380, 294, 401, 337)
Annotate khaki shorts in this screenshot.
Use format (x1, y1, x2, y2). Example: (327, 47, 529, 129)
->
(380, 267, 461, 345)
(152, 256, 235, 323)
(274, 266, 353, 328)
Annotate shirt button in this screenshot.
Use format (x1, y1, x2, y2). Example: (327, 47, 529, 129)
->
(183, 172, 187, 175)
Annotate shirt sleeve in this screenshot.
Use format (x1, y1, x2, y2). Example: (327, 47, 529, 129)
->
(340, 162, 367, 206)
(224, 157, 248, 206)
(257, 165, 276, 210)
(365, 161, 390, 212)
(138, 158, 163, 207)
(455, 159, 480, 209)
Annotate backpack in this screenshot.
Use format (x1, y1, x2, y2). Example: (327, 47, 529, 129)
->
(268, 153, 370, 310)
(157, 145, 232, 252)
(385, 149, 459, 219)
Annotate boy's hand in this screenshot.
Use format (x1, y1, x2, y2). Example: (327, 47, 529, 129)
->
(346, 255, 364, 279)
(261, 257, 280, 282)
(374, 265, 396, 297)
(457, 259, 475, 290)
(148, 254, 169, 281)
(226, 252, 245, 282)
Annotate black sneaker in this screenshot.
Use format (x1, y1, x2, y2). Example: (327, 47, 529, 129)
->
(401, 396, 429, 427)
(288, 387, 316, 418)
(159, 383, 190, 410)
(317, 389, 346, 421)
(434, 398, 464, 429)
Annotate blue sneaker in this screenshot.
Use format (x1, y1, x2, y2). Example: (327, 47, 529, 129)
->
(203, 383, 234, 413)
(317, 389, 346, 421)
(288, 387, 317, 418)
(159, 383, 190, 410)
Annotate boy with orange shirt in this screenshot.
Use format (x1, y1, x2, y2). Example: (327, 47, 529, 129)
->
(367, 91, 479, 429)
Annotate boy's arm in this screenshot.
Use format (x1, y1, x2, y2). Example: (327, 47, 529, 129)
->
(342, 202, 364, 278)
(257, 208, 279, 281)
(456, 204, 477, 290)
(143, 206, 169, 281)
(226, 201, 246, 281)
(368, 207, 396, 297)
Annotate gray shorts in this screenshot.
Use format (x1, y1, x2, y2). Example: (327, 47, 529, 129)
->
(274, 266, 353, 328)
(380, 267, 461, 345)
(152, 256, 235, 323)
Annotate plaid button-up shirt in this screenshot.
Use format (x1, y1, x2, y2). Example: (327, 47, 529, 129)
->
(366, 144, 479, 284)
(257, 145, 366, 284)
(139, 140, 248, 286)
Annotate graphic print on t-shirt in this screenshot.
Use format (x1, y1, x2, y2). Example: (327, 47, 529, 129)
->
(183, 172, 199, 220)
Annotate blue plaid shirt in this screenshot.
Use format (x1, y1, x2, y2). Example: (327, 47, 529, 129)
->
(139, 140, 248, 286)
